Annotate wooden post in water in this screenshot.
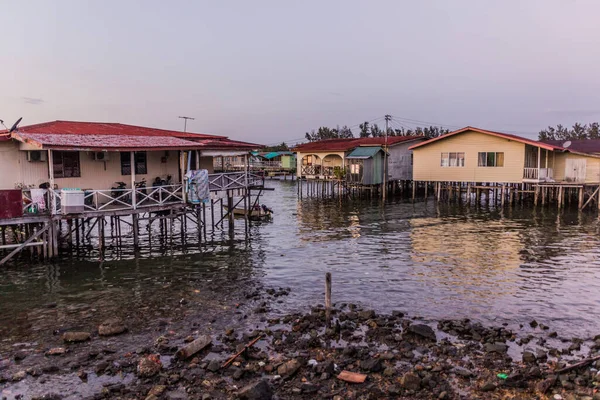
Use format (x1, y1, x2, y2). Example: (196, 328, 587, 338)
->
(98, 217, 105, 256)
(132, 213, 139, 248)
(597, 186, 600, 218)
(541, 186, 546, 206)
(558, 186, 563, 210)
(412, 181, 416, 203)
(325, 272, 332, 328)
(227, 191, 235, 234)
(578, 187, 584, 210)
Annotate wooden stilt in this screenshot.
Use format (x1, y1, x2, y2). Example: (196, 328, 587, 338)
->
(132, 213, 139, 248)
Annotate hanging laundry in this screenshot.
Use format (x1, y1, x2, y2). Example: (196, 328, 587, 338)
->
(30, 188, 47, 211)
(185, 169, 210, 204)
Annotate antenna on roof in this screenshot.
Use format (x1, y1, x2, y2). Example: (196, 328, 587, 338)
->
(8, 117, 22, 133)
(178, 116, 195, 132)
(562, 140, 572, 149)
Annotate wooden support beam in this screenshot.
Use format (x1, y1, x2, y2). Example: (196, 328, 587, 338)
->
(132, 213, 139, 248)
(558, 186, 563, 210)
(582, 186, 600, 210)
(0, 224, 49, 266)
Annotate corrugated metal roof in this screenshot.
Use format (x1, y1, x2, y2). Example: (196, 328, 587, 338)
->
(6, 120, 262, 151)
(192, 139, 261, 149)
(346, 146, 384, 159)
(15, 132, 205, 151)
(541, 139, 600, 154)
(262, 151, 293, 159)
(13, 120, 224, 139)
(408, 126, 562, 151)
(292, 136, 424, 152)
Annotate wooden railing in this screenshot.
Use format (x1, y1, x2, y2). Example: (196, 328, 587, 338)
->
(208, 172, 264, 191)
(301, 165, 321, 175)
(523, 168, 539, 180)
(18, 172, 263, 217)
(523, 168, 554, 181)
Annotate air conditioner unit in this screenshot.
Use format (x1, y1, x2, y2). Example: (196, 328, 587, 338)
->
(27, 150, 47, 162)
(93, 152, 110, 161)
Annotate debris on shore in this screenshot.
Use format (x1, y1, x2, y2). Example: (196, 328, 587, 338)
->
(1, 287, 599, 400)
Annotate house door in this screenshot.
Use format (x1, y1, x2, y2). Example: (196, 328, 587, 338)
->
(565, 159, 586, 182)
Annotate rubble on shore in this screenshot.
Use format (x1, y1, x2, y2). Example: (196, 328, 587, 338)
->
(1, 287, 599, 400)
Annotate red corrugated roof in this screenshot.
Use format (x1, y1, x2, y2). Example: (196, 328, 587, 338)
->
(292, 136, 424, 152)
(541, 139, 600, 154)
(13, 120, 224, 139)
(408, 126, 563, 151)
(14, 132, 203, 151)
(193, 139, 263, 149)
(6, 120, 262, 150)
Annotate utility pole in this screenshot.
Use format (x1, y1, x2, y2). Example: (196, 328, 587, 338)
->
(178, 116, 195, 132)
(383, 114, 391, 202)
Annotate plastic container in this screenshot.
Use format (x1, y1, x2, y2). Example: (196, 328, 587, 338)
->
(61, 189, 85, 214)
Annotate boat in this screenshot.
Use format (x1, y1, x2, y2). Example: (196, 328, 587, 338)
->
(224, 204, 273, 221)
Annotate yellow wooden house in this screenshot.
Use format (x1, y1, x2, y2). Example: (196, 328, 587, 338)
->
(409, 127, 600, 185)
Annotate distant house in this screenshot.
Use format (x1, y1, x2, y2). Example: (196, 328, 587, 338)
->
(228, 150, 296, 172)
(292, 136, 425, 181)
(409, 126, 600, 184)
(346, 146, 386, 185)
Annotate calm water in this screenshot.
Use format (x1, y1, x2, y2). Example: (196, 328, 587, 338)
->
(1, 180, 600, 346)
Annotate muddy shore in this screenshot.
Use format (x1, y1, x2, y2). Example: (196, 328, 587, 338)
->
(1, 285, 599, 400)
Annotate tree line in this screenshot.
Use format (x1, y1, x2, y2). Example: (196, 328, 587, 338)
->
(304, 123, 450, 142)
(268, 121, 600, 150)
(538, 122, 600, 141)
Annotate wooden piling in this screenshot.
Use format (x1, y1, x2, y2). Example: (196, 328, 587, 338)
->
(325, 272, 332, 328)
(132, 213, 139, 248)
(558, 186, 563, 209)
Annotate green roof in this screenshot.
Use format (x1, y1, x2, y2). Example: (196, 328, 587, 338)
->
(346, 146, 384, 159)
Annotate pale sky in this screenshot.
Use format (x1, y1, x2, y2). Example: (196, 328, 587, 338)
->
(2, 0, 599, 144)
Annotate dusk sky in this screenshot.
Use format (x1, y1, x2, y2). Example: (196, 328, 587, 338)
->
(2, 0, 599, 144)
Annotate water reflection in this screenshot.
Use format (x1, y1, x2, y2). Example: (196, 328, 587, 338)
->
(259, 183, 600, 337)
(1, 180, 600, 347)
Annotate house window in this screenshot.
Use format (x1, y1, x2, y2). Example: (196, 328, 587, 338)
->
(302, 155, 317, 165)
(53, 151, 81, 178)
(441, 152, 465, 167)
(478, 152, 504, 167)
(350, 163, 361, 174)
(121, 152, 147, 175)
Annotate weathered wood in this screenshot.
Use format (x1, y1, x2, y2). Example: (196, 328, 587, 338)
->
(554, 355, 600, 374)
(132, 213, 139, 248)
(558, 186, 563, 209)
(221, 334, 262, 369)
(325, 272, 332, 327)
(0, 224, 49, 266)
(337, 370, 367, 383)
(175, 335, 212, 360)
(582, 186, 599, 209)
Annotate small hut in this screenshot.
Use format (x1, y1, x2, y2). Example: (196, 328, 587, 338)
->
(346, 146, 386, 185)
